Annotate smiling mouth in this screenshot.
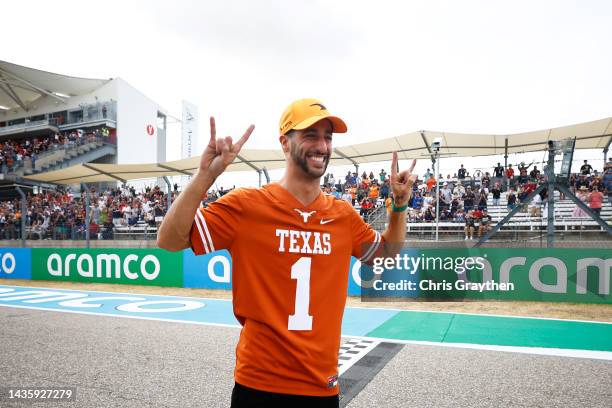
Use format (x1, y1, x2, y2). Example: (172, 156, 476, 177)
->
(306, 153, 328, 164)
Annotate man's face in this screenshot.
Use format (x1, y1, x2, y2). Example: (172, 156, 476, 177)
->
(285, 120, 333, 178)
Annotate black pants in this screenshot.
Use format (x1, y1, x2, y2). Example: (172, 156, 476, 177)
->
(230, 382, 339, 408)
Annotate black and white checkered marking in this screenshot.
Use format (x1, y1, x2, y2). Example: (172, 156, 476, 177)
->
(338, 338, 380, 376)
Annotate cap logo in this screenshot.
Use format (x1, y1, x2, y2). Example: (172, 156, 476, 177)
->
(310, 103, 327, 110)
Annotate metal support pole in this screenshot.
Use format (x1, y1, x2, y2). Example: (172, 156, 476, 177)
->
(504, 138, 508, 170)
(504, 138, 509, 191)
(546, 148, 556, 247)
(435, 152, 440, 242)
(162, 176, 173, 211)
(82, 183, 90, 248)
(15, 187, 26, 247)
(258, 170, 262, 187)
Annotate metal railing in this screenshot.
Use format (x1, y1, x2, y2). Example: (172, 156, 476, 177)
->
(0, 119, 54, 136)
(0, 220, 159, 242)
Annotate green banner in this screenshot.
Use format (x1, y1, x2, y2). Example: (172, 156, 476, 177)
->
(362, 248, 612, 304)
(31, 248, 183, 287)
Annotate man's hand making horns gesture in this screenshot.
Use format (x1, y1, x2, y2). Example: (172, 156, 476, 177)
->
(200, 117, 255, 179)
(390, 152, 417, 206)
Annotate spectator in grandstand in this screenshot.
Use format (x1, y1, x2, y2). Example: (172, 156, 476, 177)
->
(411, 191, 423, 210)
(523, 178, 537, 197)
(528, 193, 542, 217)
(580, 160, 593, 175)
(444, 174, 454, 191)
(331, 187, 341, 199)
(604, 165, 612, 202)
(359, 196, 371, 217)
(440, 182, 452, 210)
(572, 186, 590, 217)
(347, 184, 357, 205)
(462, 186, 475, 211)
(422, 191, 434, 213)
(477, 189, 488, 211)
(505, 164, 515, 187)
(452, 208, 464, 222)
(507, 188, 517, 211)
(368, 181, 379, 200)
(423, 206, 435, 222)
(439, 208, 450, 221)
(379, 179, 390, 200)
(478, 209, 492, 238)
(587, 186, 604, 216)
(426, 174, 436, 193)
(493, 162, 504, 184)
(464, 209, 475, 240)
(518, 161, 532, 184)
(341, 188, 352, 205)
(473, 169, 483, 190)
(450, 194, 460, 216)
(379, 169, 387, 182)
(529, 166, 541, 180)
(491, 182, 501, 206)
(481, 172, 491, 192)
(457, 164, 466, 180)
(423, 168, 433, 180)
(453, 182, 465, 198)
(328, 173, 336, 188)
(575, 174, 589, 191)
(589, 172, 602, 192)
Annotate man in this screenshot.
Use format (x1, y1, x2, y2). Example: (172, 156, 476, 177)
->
(493, 163, 504, 177)
(157, 98, 417, 407)
(457, 164, 466, 180)
(440, 182, 452, 210)
(603, 164, 612, 203)
(478, 209, 492, 238)
(580, 160, 593, 175)
(464, 209, 475, 240)
(462, 186, 475, 212)
(491, 182, 501, 206)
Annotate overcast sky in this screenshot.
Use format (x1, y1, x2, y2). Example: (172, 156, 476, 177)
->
(3, 0, 611, 187)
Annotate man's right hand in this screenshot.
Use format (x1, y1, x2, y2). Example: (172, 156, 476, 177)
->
(200, 117, 254, 179)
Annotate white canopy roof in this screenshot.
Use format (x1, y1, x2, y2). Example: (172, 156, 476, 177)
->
(0, 60, 109, 112)
(24, 117, 612, 185)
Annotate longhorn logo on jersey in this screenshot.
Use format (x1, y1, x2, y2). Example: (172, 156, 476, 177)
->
(294, 209, 316, 223)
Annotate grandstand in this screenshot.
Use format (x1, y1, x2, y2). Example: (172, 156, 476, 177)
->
(0, 60, 168, 180)
(0, 60, 610, 248)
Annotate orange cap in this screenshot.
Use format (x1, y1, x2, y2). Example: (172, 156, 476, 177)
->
(279, 98, 347, 135)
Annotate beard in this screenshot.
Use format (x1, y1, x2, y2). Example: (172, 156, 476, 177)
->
(289, 141, 330, 179)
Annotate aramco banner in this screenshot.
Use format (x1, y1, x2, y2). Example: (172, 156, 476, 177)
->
(1, 248, 608, 303)
(31, 249, 183, 287)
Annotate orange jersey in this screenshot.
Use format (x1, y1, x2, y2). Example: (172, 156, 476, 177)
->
(190, 183, 381, 396)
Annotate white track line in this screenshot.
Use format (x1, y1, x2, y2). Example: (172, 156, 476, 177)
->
(1, 283, 609, 325)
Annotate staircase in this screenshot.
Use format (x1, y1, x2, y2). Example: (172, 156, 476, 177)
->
(10, 141, 117, 176)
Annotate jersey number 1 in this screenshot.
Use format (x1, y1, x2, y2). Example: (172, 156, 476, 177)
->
(288, 257, 313, 331)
